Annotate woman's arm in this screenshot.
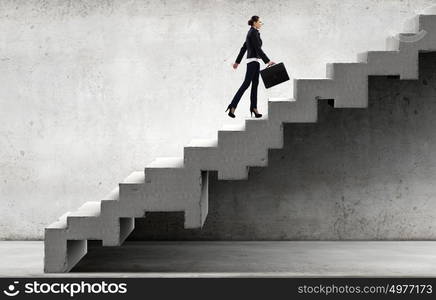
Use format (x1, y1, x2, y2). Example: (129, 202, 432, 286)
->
(235, 41, 247, 64)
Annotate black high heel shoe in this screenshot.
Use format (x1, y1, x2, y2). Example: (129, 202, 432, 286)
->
(250, 107, 262, 118)
(225, 105, 235, 118)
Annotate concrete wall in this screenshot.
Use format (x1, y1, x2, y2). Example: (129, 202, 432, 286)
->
(1, 0, 436, 239)
(130, 52, 436, 240)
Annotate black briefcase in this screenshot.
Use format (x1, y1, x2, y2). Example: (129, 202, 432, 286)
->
(260, 62, 290, 89)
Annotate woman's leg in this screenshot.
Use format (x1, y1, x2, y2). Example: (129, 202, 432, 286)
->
(229, 62, 257, 109)
(250, 62, 260, 110)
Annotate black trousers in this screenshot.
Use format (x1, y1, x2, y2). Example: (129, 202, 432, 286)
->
(229, 61, 260, 109)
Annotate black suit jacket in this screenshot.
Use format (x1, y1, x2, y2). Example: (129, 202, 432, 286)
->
(235, 26, 270, 64)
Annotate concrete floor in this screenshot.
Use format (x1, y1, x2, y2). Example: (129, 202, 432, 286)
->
(1, 241, 436, 277)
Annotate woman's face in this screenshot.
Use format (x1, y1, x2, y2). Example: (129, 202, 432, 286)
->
(254, 19, 263, 29)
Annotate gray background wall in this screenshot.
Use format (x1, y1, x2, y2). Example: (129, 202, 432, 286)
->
(1, 0, 436, 240)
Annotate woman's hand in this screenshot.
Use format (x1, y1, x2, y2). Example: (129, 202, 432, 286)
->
(267, 61, 276, 67)
(232, 63, 239, 69)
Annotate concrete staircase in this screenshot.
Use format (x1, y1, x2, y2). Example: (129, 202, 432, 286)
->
(44, 14, 436, 272)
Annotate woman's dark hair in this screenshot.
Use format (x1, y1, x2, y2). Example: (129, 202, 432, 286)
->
(248, 15, 259, 26)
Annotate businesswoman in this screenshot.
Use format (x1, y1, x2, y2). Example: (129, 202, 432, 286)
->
(225, 15, 275, 118)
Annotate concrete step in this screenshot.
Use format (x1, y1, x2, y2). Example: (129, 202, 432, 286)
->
(217, 123, 246, 145)
(184, 138, 220, 171)
(325, 63, 368, 108)
(268, 97, 317, 123)
(100, 187, 143, 219)
(64, 200, 134, 246)
(216, 123, 264, 179)
(245, 118, 282, 149)
(118, 171, 146, 213)
(117, 163, 203, 216)
(46, 211, 71, 230)
(44, 212, 87, 273)
(69, 201, 101, 218)
(146, 156, 184, 169)
(66, 201, 101, 239)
